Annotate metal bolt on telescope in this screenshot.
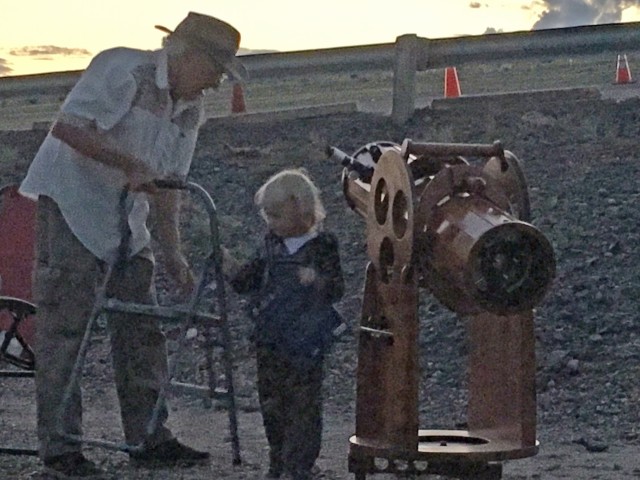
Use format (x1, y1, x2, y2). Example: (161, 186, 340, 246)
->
(328, 139, 555, 480)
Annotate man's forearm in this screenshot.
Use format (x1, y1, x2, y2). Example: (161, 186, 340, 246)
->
(51, 120, 151, 178)
(152, 189, 182, 253)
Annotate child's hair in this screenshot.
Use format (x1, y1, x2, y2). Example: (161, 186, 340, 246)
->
(254, 168, 326, 229)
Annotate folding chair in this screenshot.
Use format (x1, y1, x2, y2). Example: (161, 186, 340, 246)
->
(0, 184, 38, 455)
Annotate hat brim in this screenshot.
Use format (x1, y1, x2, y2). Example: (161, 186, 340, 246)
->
(155, 23, 247, 81)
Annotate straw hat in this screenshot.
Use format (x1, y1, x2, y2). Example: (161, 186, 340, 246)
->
(156, 12, 247, 80)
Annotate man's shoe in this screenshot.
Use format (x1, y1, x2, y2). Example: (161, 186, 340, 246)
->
(266, 464, 283, 478)
(129, 438, 210, 468)
(266, 451, 283, 478)
(43, 452, 104, 479)
(282, 471, 311, 480)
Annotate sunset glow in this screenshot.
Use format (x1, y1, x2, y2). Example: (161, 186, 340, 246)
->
(1, 0, 639, 77)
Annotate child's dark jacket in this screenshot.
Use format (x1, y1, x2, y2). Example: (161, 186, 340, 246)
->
(229, 231, 345, 369)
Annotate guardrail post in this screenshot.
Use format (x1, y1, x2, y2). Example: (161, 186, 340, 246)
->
(392, 34, 418, 125)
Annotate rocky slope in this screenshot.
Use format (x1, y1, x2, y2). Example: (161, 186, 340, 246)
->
(0, 93, 638, 478)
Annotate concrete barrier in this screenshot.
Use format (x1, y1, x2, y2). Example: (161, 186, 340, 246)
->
(204, 102, 358, 126)
(430, 87, 602, 111)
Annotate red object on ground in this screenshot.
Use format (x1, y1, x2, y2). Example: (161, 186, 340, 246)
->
(615, 54, 633, 84)
(444, 66, 461, 98)
(0, 185, 37, 345)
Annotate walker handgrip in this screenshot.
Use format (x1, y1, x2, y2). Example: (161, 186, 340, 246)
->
(152, 179, 189, 190)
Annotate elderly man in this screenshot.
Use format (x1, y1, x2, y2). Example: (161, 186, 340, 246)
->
(19, 12, 246, 478)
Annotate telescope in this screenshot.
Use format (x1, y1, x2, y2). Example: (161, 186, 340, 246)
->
(329, 139, 555, 479)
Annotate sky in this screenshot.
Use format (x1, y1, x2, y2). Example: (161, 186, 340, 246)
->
(2, 0, 640, 77)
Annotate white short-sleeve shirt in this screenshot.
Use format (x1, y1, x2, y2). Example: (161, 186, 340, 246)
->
(20, 47, 205, 262)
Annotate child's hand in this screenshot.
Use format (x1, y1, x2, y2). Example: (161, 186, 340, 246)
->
(298, 266, 317, 285)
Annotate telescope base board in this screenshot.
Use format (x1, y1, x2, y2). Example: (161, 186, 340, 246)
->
(348, 429, 538, 479)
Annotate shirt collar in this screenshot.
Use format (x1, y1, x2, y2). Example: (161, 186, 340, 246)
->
(154, 48, 170, 90)
(283, 230, 319, 255)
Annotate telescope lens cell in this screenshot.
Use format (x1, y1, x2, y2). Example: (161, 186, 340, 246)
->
(471, 223, 553, 313)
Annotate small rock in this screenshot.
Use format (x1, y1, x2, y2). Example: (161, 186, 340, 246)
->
(566, 358, 580, 375)
(573, 437, 609, 453)
(546, 349, 569, 371)
(186, 327, 198, 340)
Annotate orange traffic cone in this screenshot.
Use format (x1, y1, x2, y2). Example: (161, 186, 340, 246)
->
(614, 54, 634, 84)
(231, 82, 246, 113)
(444, 66, 461, 98)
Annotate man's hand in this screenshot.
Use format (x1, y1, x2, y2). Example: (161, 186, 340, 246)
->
(164, 251, 196, 299)
(127, 163, 159, 192)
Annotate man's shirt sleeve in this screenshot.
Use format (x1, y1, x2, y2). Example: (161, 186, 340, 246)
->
(61, 48, 137, 131)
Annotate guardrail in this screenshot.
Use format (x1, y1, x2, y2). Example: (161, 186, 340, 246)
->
(391, 21, 640, 123)
(1, 21, 639, 125)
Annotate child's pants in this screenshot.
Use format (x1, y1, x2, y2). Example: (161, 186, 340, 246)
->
(256, 346, 324, 479)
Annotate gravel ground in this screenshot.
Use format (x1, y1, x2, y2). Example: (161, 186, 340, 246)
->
(0, 90, 639, 479)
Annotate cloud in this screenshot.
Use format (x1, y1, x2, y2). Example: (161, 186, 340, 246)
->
(0, 58, 11, 76)
(533, 0, 640, 29)
(9, 45, 91, 60)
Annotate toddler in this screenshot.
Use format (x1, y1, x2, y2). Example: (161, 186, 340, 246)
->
(224, 168, 344, 480)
